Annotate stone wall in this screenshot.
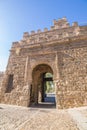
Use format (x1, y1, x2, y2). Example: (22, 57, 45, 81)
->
(0, 17, 87, 108)
(56, 41, 87, 109)
(0, 72, 4, 87)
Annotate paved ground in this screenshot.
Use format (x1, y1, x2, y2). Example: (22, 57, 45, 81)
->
(0, 104, 87, 130)
(68, 107, 87, 130)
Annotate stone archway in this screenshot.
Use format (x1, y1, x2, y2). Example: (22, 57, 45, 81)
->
(30, 64, 56, 107)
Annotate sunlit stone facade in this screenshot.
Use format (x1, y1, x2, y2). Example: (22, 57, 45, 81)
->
(0, 17, 87, 109)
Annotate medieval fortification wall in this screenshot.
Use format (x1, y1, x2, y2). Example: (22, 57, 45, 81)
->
(0, 17, 87, 109)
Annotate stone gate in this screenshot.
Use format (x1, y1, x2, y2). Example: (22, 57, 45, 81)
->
(0, 17, 87, 109)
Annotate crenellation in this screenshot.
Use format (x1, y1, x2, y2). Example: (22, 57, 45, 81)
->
(23, 32, 29, 35)
(53, 17, 70, 29)
(53, 19, 57, 24)
(12, 42, 19, 48)
(37, 29, 41, 33)
(23, 32, 29, 39)
(12, 41, 19, 45)
(50, 26, 55, 30)
(72, 22, 78, 27)
(31, 30, 35, 35)
(44, 28, 48, 32)
(19, 18, 84, 46)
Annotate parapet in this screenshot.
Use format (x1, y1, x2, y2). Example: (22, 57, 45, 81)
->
(53, 17, 70, 29)
(12, 42, 19, 48)
(22, 17, 79, 39)
(23, 32, 29, 39)
(44, 28, 48, 32)
(72, 22, 78, 27)
(12, 17, 86, 46)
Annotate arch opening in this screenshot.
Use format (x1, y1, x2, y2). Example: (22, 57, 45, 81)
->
(30, 64, 56, 108)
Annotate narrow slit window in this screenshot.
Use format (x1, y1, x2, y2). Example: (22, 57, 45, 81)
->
(5, 74, 14, 93)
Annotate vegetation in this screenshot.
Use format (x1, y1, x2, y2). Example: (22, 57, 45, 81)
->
(44, 72, 55, 93)
(46, 81, 55, 93)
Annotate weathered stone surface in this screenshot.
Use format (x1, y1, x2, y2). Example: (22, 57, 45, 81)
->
(0, 72, 4, 86)
(0, 17, 87, 109)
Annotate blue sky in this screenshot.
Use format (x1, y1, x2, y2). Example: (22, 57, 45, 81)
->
(0, 0, 87, 71)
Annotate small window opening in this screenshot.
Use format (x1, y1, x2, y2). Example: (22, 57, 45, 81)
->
(5, 74, 14, 93)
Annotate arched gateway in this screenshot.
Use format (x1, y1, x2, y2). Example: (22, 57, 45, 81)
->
(0, 17, 87, 109)
(31, 64, 55, 105)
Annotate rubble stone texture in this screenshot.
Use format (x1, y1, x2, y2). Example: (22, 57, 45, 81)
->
(0, 72, 4, 85)
(0, 17, 87, 109)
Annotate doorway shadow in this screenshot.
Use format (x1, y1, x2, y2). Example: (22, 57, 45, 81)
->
(30, 102, 56, 109)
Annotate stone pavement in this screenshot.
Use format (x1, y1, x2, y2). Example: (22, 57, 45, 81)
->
(68, 107, 87, 130)
(0, 104, 87, 130)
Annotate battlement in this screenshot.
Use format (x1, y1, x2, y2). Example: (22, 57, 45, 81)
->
(23, 17, 79, 38)
(53, 17, 70, 29)
(11, 17, 87, 48)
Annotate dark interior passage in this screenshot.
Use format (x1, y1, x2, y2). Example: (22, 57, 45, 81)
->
(30, 64, 56, 108)
(41, 73, 55, 103)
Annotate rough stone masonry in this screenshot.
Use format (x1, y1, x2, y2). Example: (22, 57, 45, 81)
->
(0, 17, 87, 109)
